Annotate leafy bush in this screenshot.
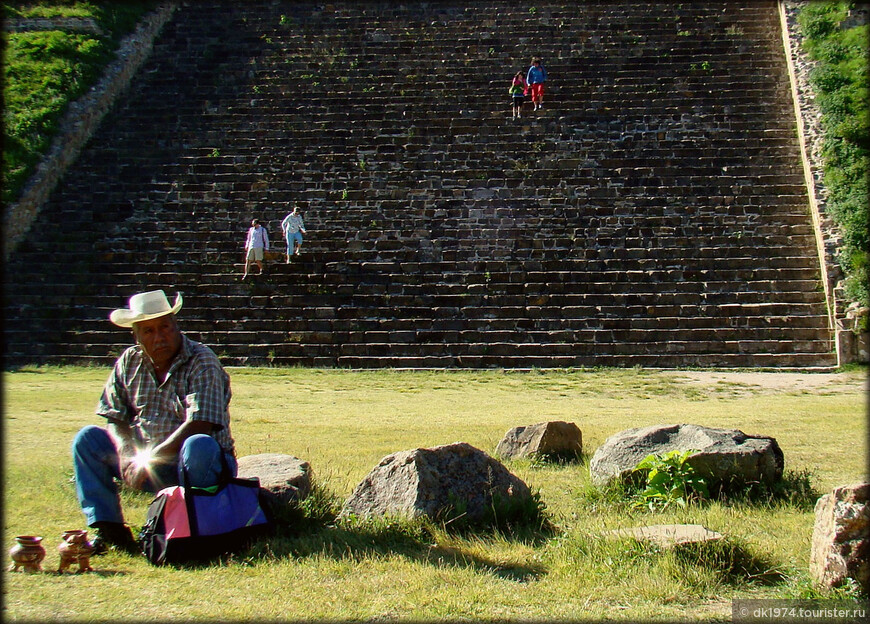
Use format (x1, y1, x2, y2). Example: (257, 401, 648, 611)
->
(630, 449, 710, 511)
(798, 1, 870, 308)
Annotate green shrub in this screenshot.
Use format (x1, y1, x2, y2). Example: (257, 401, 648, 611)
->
(809, 64, 851, 93)
(799, 4, 839, 40)
(799, 1, 870, 309)
(2, 31, 112, 204)
(630, 449, 710, 511)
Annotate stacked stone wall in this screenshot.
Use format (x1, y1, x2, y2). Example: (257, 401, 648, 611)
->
(0, 1, 841, 369)
(780, 0, 869, 364)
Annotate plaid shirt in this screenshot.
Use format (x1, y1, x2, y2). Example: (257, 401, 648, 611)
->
(97, 335, 235, 455)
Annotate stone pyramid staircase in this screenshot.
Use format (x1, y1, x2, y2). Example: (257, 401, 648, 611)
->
(2, 0, 836, 369)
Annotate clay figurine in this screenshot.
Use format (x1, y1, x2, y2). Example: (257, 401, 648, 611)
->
(57, 530, 94, 573)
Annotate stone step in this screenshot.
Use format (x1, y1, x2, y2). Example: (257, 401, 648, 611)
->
(2, 0, 834, 368)
(2, 345, 836, 371)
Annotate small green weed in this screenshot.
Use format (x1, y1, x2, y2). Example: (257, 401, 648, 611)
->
(631, 449, 709, 511)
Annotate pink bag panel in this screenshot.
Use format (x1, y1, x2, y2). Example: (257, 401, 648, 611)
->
(160, 486, 192, 539)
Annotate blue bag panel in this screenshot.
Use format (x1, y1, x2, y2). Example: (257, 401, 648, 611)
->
(139, 477, 274, 566)
(190, 480, 270, 537)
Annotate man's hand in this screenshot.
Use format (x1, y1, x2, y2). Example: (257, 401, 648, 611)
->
(120, 456, 150, 489)
(120, 446, 169, 490)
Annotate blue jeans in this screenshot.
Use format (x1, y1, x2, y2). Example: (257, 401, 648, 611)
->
(72, 426, 237, 526)
(286, 231, 303, 254)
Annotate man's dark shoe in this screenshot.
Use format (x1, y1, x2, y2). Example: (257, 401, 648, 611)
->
(90, 522, 139, 556)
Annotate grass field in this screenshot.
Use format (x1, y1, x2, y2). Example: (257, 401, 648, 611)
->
(3, 365, 867, 621)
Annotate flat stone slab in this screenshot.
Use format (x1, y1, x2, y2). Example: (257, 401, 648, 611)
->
(236, 453, 311, 507)
(604, 524, 723, 548)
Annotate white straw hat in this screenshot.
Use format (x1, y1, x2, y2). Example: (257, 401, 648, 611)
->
(109, 290, 183, 328)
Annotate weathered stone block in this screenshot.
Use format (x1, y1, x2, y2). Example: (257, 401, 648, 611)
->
(589, 423, 784, 491)
(340, 442, 531, 523)
(810, 482, 870, 594)
(495, 421, 582, 460)
(236, 453, 312, 510)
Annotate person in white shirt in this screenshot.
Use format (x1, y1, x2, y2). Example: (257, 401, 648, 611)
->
(280, 206, 307, 263)
(242, 218, 269, 278)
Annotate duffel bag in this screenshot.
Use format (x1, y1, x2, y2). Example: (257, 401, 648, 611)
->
(139, 458, 273, 566)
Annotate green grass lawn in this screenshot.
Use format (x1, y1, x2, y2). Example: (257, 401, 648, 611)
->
(3, 366, 867, 621)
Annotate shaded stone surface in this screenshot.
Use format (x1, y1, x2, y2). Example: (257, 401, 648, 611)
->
(340, 442, 531, 522)
(1, 3, 838, 372)
(495, 421, 582, 460)
(810, 482, 870, 594)
(604, 524, 723, 548)
(589, 423, 784, 490)
(236, 453, 311, 508)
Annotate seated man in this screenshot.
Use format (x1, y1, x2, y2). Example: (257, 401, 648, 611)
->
(72, 289, 237, 554)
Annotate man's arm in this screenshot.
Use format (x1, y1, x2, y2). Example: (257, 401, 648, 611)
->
(151, 419, 215, 462)
(99, 355, 136, 456)
(107, 419, 136, 458)
(120, 419, 215, 489)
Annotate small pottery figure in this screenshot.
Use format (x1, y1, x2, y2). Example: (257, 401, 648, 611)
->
(9, 536, 46, 573)
(57, 529, 94, 573)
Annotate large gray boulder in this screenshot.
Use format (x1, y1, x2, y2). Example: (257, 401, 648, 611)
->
(236, 453, 312, 509)
(589, 424, 784, 491)
(340, 442, 532, 523)
(495, 421, 582, 460)
(810, 482, 870, 594)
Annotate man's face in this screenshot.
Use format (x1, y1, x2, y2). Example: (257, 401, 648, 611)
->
(133, 314, 182, 370)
